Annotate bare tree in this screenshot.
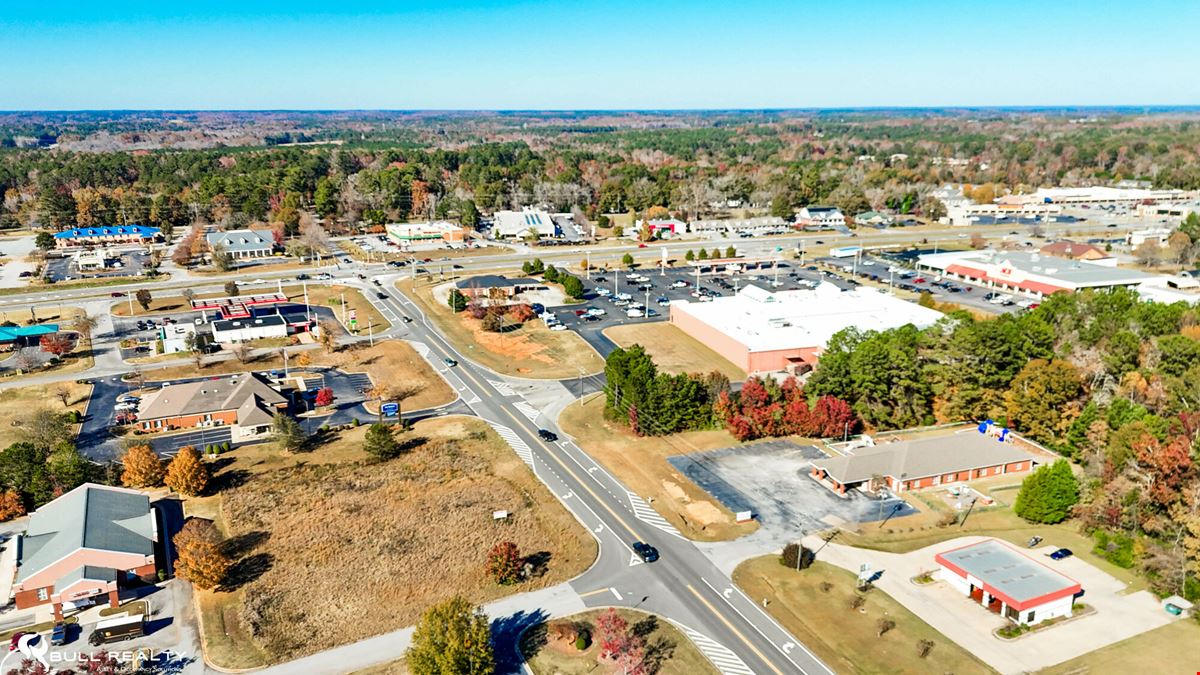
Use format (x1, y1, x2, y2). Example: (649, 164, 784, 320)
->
(231, 343, 252, 364)
(14, 351, 37, 373)
(71, 313, 98, 349)
(53, 386, 72, 408)
(182, 288, 196, 306)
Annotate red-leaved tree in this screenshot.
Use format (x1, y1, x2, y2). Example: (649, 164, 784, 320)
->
(40, 333, 74, 356)
(487, 540, 522, 585)
(314, 387, 335, 408)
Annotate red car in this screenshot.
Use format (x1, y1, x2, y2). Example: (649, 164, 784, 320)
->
(638, 243, 648, 248)
(575, 309, 586, 316)
(912, 278, 926, 283)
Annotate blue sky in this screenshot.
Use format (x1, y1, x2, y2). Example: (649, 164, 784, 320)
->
(2, 0, 1198, 110)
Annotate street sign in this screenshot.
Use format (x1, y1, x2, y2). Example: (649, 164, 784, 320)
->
(381, 402, 399, 416)
(348, 309, 357, 320)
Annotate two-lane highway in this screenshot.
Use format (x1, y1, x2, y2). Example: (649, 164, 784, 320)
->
(372, 274, 831, 674)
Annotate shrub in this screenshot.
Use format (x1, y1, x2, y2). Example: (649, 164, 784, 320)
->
(1092, 530, 1135, 568)
(780, 543, 815, 570)
(876, 618, 896, 637)
(574, 635, 589, 651)
(850, 595, 866, 611)
(917, 639, 935, 658)
(351, 417, 360, 427)
(819, 581, 833, 593)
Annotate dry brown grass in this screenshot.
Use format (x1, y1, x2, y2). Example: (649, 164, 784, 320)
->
(398, 278, 604, 379)
(0, 382, 92, 449)
(197, 417, 595, 664)
(351, 659, 409, 675)
(557, 393, 757, 542)
(603, 323, 746, 380)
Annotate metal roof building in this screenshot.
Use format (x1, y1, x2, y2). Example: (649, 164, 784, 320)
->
(493, 207, 558, 239)
(918, 250, 1156, 297)
(935, 539, 1082, 625)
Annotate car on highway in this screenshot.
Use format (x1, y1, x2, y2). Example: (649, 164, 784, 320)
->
(537, 429, 558, 442)
(315, 273, 333, 280)
(632, 541, 659, 563)
(1049, 548, 1073, 560)
(110, 291, 126, 298)
(442, 358, 458, 367)
(295, 273, 310, 281)
(376, 292, 388, 300)
(401, 316, 412, 323)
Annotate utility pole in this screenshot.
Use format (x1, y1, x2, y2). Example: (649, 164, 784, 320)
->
(585, 251, 590, 280)
(340, 292, 346, 324)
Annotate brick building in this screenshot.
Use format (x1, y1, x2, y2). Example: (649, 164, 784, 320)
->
(14, 484, 157, 619)
(135, 372, 288, 438)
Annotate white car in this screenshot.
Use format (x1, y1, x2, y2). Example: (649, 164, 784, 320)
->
(549, 324, 568, 331)
(615, 292, 632, 300)
(626, 308, 645, 318)
(671, 280, 688, 289)
(114, 402, 138, 412)
(587, 308, 606, 316)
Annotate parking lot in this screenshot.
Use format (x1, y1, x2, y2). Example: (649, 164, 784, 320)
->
(668, 440, 915, 542)
(43, 250, 150, 282)
(542, 261, 857, 357)
(818, 252, 1023, 315)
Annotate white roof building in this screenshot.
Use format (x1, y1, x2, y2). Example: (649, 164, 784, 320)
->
(918, 250, 1156, 297)
(669, 283, 943, 374)
(493, 207, 557, 239)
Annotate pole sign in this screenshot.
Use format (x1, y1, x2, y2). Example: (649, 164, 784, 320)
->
(381, 402, 399, 417)
(348, 309, 358, 329)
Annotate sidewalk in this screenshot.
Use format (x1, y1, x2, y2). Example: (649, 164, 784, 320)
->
(257, 583, 584, 675)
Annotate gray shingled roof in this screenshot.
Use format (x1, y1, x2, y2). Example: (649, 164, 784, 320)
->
(58, 565, 117, 588)
(812, 432, 1034, 485)
(206, 229, 274, 254)
(18, 485, 154, 582)
(454, 275, 539, 290)
(938, 539, 1079, 603)
(137, 372, 286, 422)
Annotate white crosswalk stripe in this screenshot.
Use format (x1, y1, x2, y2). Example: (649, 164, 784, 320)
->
(676, 624, 755, 675)
(487, 379, 518, 396)
(513, 400, 541, 422)
(626, 491, 683, 537)
(410, 341, 430, 357)
(486, 422, 535, 467)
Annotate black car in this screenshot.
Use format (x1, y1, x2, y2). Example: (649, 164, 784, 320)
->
(632, 541, 659, 563)
(537, 429, 558, 442)
(295, 273, 310, 281)
(376, 292, 388, 300)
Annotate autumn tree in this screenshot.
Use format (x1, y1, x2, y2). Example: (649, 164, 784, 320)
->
(487, 541, 522, 585)
(314, 387, 334, 408)
(224, 281, 239, 297)
(407, 596, 494, 675)
(318, 319, 338, 352)
(164, 445, 210, 496)
(39, 333, 74, 356)
(133, 289, 152, 311)
(0, 489, 25, 521)
(173, 519, 230, 590)
(120, 444, 164, 488)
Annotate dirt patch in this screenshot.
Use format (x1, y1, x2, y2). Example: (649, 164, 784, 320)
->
(604, 322, 746, 381)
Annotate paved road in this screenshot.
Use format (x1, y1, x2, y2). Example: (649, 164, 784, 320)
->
(313, 276, 835, 675)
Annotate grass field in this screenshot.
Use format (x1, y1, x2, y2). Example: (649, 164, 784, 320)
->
(558, 393, 756, 541)
(0, 274, 162, 297)
(1040, 619, 1200, 674)
(399, 278, 604, 379)
(0, 381, 91, 449)
(734, 558, 994, 675)
(188, 416, 596, 666)
(603, 322, 745, 380)
(521, 609, 718, 675)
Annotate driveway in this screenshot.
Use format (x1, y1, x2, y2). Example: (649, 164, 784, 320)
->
(805, 534, 1179, 675)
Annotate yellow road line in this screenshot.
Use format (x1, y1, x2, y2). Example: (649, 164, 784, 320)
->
(446, 353, 644, 541)
(686, 583, 784, 675)
(577, 588, 610, 599)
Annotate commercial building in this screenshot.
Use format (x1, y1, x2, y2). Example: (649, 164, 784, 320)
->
(136, 372, 289, 438)
(493, 207, 558, 239)
(690, 216, 787, 236)
(632, 218, 687, 238)
(1024, 185, 1187, 205)
(454, 275, 544, 299)
(1038, 240, 1114, 266)
(157, 323, 199, 354)
(809, 428, 1036, 495)
(385, 221, 466, 245)
(796, 206, 846, 230)
(852, 211, 894, 227)
(669, 283, 942, 374)
(0, 324, 59, 349)
(1127, 227, 1172, 247)
(14, 484, 157, 619)
(917, 250, 1156, 298)
(206, 229, 275, 258)
(53, 225, 161, 250)
(935, 539, 1082, 626)
(211, 313, 313, 343)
